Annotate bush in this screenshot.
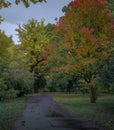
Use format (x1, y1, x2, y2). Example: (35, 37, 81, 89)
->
(0, 80, 7, 101)
(4, 89, 19, 99)
(4, 68, 34, 97)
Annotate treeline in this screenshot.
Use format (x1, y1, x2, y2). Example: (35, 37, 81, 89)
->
(0, 0, 114, 103)
(0, 30, 34, 100)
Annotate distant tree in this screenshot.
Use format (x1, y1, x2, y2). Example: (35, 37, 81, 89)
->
(98, 50, 114, 92)
(46, 72, 79, 93)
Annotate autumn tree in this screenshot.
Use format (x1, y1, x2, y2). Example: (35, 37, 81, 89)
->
(48, 0, 114, 103)
(16, 19, 49, 92)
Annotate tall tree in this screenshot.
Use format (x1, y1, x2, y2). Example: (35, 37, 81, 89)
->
(0, 30, 13, 62)
(16, 19, 49, 92)
(47, 0, 114, 103)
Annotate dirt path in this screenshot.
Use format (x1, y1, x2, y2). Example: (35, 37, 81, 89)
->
(11, 93, 104, 130)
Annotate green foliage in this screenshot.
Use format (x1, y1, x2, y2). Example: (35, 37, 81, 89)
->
(38, 76, 46, 88)
(46, 73, 68, 91)
(0, 0, 45, 9)
(106, 0, 114, 15)
(0, 0, 11, 9)
(4, 68, 34, 96)
(15, 0, 46, 7)
(0, 62, 8, 100)
(0, 30, 13, 62)
(4, 89, 19, 100)
(62, 6, 70, 13)
(16, 19, 49, 73)
(0, 0, 46, 23)
(0, 41, 34, 100)
(101, 56, 114, 83)
(0, 62, 34, 99)
(16, 19, 50, 92)
(46, 72, 80, 93)
(0, 79, 6, 100)
(45, 23, 55, 42)
(97, 54, 114, 93)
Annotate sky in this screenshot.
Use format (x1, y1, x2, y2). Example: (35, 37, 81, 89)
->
(0, 0, 72, 44)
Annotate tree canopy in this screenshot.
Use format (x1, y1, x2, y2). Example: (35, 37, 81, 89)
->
(0, 30, 13, 62)
(46, 0, 114, 103)
(16, 19, 49, 92)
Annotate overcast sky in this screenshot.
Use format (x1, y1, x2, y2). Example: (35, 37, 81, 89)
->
(0, 0, 72, 44)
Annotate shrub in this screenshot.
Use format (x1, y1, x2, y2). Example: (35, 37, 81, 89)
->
(4, 89, 19, 99)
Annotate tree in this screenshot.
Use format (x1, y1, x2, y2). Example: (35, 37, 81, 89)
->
(98, 50, 114, 93)
(0, 36, 34, 100)
(46, 72, 79, 93)
(45, 23, 55, 42)
(0, 31, 15, 100)
(48, 0, 114, 103)
(16, 19, 49, 92)
(0, 30, 13, 62)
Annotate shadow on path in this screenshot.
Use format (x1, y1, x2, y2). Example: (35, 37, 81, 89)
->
(11, 93, 104, 130)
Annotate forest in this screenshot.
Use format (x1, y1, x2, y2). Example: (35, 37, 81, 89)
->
(0, 0, 114, 104)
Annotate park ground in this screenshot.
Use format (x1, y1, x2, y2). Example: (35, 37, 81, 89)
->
(0, 93, 114, 130)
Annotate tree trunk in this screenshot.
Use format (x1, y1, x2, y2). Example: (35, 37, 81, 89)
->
(67, 86, 71, 94)
(90, 85, 97, 103)
(34, 75, 39, 93)
(67, 80, 73, 94)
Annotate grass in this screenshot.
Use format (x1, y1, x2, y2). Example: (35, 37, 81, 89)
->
(0, 97, 25, 130)
(53, 93, 114, 130)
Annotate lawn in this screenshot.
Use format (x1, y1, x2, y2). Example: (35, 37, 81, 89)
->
(53, 93, 114, 130)
(0, 97, 25, 130)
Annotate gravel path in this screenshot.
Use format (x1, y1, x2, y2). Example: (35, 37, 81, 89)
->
(11, 93, 104, 130)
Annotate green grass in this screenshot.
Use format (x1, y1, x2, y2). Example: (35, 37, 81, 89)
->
(0, 97, 25, 130)
(53, 93, 114, 130)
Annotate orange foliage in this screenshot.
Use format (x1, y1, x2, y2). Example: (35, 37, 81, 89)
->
(48, 0, 113, 74)
(68, 0, 108, 10)
(60, 65, 76, 72)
